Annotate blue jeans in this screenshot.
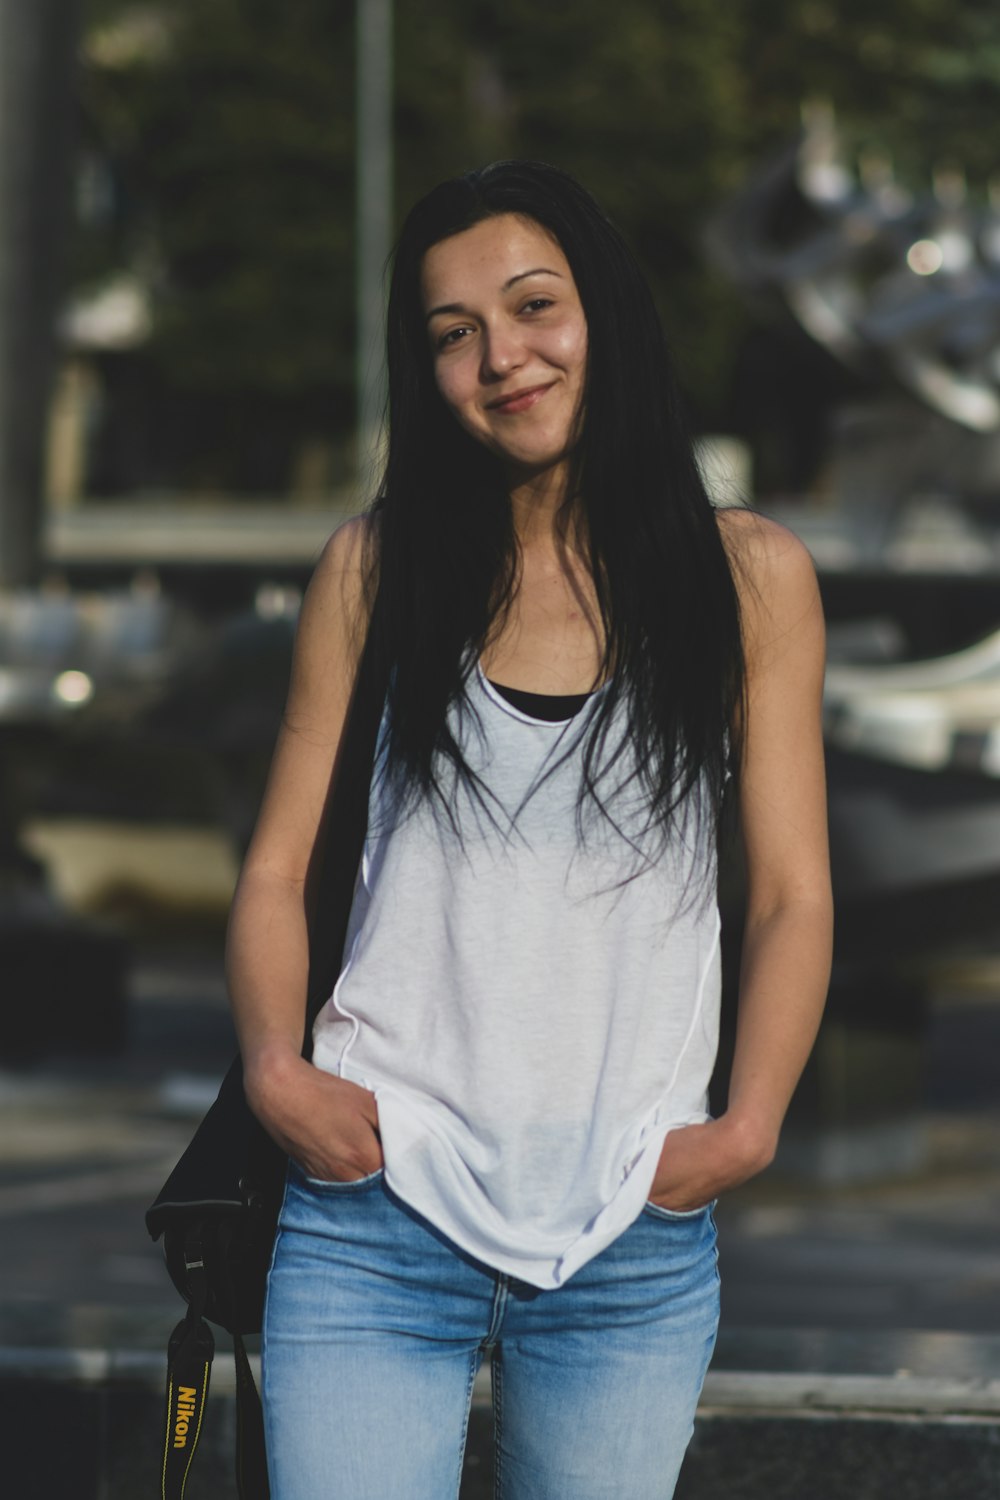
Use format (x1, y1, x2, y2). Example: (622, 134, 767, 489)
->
(263, 1164, 720, 1500)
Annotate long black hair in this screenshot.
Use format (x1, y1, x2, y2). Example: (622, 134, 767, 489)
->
(364, 160, 746, 889)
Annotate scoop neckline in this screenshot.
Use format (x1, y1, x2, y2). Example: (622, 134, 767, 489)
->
(475, 661, 609, 726)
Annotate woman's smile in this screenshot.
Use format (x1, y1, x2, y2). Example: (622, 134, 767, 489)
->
(485, 382, 555, 414)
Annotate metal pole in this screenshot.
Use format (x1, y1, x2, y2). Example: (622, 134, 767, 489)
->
(0, 0, 80, 586)
(355, 0, 393, 486)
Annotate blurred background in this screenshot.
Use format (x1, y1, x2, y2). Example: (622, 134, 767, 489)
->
(1, 2, 999, 1495)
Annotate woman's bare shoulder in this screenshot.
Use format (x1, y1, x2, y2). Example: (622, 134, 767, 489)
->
(714, 505, 823, 656)
(313, 512, 374, 595)
(714, 503, 811, 567)
(304, 513, 376, 638)
(277, 513, 377, 718)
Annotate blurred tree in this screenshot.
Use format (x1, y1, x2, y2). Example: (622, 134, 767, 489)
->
(75, 0, 1000, 493)
(78, 0, 354, 492)
(733, 0, 1000, 179)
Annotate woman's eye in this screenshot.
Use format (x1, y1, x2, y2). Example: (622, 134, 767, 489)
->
(522, 298, 553, 313)
(437, 326, 471, 349)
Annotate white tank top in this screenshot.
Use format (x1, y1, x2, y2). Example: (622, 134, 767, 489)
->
(311, 665, 721, 1289)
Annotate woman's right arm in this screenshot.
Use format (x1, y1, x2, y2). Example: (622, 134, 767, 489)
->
(224, 516, 384, 1182)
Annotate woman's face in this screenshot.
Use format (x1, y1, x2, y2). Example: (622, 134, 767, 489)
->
(420, 214, 588, 485)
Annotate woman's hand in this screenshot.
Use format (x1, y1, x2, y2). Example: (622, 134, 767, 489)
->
(647, 1114, 775, 1213)
(245, 1048, 384, 1183)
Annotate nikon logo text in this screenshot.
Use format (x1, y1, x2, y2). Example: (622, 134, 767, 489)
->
(173, 1387, 198, 1448)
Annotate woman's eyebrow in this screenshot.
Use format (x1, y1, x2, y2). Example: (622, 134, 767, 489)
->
(425, 268, 564, 322)
(503, 266, 564, 290)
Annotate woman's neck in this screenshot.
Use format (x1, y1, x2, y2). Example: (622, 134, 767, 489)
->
(507, 459, 573, 539)
(482, 510, 605, 695)
(507, 467, 587, 558)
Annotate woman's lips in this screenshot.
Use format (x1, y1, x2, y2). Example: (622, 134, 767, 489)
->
(487, 383, 553, 414)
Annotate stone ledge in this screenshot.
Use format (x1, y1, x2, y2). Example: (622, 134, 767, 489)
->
(701, 1370, 1000, 1418)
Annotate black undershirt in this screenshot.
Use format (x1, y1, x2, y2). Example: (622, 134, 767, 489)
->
(488, 680, 593, 722)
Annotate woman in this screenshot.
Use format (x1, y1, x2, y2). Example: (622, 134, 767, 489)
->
(226, 160, 832, 1499)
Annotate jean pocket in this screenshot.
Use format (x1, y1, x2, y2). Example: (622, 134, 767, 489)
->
(642, 1198, 716, 1222)
(292, 1163, 385, 1193)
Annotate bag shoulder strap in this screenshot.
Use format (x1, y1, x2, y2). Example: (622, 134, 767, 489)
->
(163, 1317, 266, 1500)
(162, 1227, 216, 1500)
(303, 588, 387, 1035)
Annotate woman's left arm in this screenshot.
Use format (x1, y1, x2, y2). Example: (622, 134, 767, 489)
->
(649, 512, 833, 1209)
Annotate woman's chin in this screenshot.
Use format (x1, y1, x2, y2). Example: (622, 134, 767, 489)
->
(496, 445, 576, 492)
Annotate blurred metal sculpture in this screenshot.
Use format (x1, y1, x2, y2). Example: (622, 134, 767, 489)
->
(707, 101, 1000, 556)
(710, 100, 1000, 433)
(822, 629, 1000, 945)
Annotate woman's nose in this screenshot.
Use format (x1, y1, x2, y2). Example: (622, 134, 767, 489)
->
(480, 323, 526, 379)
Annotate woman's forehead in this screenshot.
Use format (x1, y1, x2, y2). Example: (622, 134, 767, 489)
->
(420, 215, 571, 308)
